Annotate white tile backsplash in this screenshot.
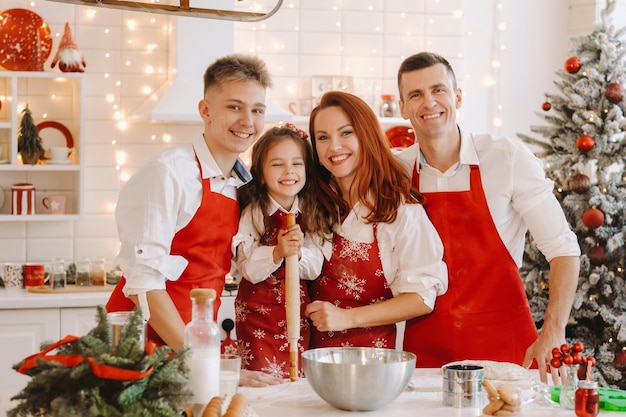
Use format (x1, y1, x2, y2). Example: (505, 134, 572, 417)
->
(0, 0, 578, 266)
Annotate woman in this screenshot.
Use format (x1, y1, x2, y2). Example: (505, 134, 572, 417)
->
(304, 91, 448, 349)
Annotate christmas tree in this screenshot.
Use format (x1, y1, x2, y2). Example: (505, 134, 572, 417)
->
(17, 104, 44, 165)
(518, 0, 626, 389)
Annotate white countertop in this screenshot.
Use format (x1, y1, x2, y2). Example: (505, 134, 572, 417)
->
(239, 369, 614, 417)
(0, 287, 113, 309)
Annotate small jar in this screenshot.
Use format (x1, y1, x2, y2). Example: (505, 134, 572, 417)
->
(75, 257, 92, 286)
(92, 257, 106, 286)
(51, 258, 66, 289)
(379, 94, 397, 117)
(575, 380, 599, 417)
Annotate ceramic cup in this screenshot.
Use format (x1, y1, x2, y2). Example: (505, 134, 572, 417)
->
(42, 195, 67, 214)
(2, 263, 23, 290)
(23, 263, 45, 287)
(50, 146, 72, 161)
(288, 99, 312, 116)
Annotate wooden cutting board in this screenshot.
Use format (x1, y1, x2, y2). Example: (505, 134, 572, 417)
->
(27, 285, 113, 293)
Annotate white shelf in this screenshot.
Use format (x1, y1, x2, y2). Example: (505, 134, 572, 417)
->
(0, 72, 85, 220)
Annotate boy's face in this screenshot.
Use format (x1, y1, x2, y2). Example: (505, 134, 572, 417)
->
(199, 80, 267, 160)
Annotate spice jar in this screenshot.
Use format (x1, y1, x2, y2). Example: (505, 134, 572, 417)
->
(575, 380, 599, 417)
(379, 94, 397, 117)
(75, 257, 92, 286)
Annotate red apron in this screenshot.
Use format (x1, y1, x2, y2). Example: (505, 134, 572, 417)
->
(235, 211, 311, 378)
(403, 164, 537, 367)
(309, 225, 396, 348)
(106, 154, 239, 347)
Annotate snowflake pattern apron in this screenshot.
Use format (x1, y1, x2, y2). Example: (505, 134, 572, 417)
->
(235, 211, 311, 378)
(106, 153, 239, 347)
(403, 164, 538, 367)
(309, 224, 395, 348)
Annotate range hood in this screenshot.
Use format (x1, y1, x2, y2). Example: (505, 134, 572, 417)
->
(130, 13, 292, 123)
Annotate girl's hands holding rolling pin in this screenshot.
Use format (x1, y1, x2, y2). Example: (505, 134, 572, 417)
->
(272, 225, 304, 263)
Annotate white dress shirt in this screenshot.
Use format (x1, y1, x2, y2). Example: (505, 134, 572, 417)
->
(396, 126, 580, 266)
(232, 196, 325, 284)
(325, 201, 449, 310)
(115, 135, 251, 297)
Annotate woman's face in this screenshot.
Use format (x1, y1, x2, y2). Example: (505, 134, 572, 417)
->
(313, 106, 360, 190)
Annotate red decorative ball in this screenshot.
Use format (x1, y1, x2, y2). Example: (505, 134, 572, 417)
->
(576, 135, 595, 152)
(605, 83, 624, 104)
(588, 245, 608, 266)
(583, 208, 604, 229)
(564, 57, 581, 74)
(615, 350, 626, 371)
(569, 174, 591, 193)
(542, 101, 552, 111)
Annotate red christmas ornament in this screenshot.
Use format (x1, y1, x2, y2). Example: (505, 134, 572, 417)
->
(582, 208, 604, 229)
(605, 83, 624, 104)
(588, 245, 608, 266)
(576, 135, 595, 152)
(569, 174, 591, 193)
(615, 350, 626, 371)
(564, 57, 581, 74)
(542, 101, 552, 111)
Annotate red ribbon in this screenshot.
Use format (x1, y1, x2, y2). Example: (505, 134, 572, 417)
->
(17, 335, 155, 381)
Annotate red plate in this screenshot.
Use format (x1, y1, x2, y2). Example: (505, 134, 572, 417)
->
(0, 8, 53, 71)
(385, 126, 415, 149)
(36, 120, 74, 159)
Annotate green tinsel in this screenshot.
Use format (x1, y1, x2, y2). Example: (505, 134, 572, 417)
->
(8, 306, 192, 417)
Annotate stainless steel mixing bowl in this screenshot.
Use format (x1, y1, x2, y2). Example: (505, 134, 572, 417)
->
(302, 347, 416, 411)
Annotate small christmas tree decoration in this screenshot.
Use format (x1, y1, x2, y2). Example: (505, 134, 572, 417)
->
(542, 101, 552, 111)
(51, 22, 87, 73)
(8, 306, 192, 417)
(604, 82, 624, 104)
(588, 245, 608, 266)
(582, 208, 604, 229)
(576, 134, 595, 152)
(569, 173, 591, 193)
(564, 56, 582, 74)
(17, 105, 44, 165)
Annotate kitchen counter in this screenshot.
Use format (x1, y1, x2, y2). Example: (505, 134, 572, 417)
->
(0, 287, 112, 310)
(239, 368, 617, 417)
(1, 368, 620, 416)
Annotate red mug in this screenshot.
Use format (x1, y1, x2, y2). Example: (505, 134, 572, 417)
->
(11, 183, 35, 215)
(23, 264, 45, 287)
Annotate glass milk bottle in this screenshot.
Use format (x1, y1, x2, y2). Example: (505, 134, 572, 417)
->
(185, 288, 220, 415)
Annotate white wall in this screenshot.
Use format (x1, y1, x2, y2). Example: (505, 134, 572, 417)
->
(0, 0, 617, 266)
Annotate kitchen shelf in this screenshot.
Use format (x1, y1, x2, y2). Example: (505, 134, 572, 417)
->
(0, 71, 85, 221)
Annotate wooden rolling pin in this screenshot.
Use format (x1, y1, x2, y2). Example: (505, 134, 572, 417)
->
(284, 213, 299, 381)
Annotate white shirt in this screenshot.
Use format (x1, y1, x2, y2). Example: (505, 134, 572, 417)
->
(115, 135, 251, 297)
(232, 196, 325, 284)
(396, 126, 580, 265)
(324, 201, 449, 310)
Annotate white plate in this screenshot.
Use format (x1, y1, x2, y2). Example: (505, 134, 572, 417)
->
(47, 160, 72, 165)
(0, 159, 8, 164)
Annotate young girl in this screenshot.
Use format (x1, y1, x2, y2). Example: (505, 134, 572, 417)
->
(233, 124, 327, 378)
(304, 91, 448, 349)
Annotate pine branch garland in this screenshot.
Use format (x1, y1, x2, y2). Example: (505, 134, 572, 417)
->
(8, 306, 192, 417)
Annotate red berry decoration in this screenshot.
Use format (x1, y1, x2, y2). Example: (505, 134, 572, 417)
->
(605, 82, 624, 104)
(588, 245, 608, 266)
(542, 101, 552, 111)
(564, 56, 581, 74)
(582, 208, 604, 229)
(551, 357, 563, 368)
(560, 343, 571, 354)
(569, 174, 591, 194)
(576, 134, 595, 152)
(573, 342, 585, 353)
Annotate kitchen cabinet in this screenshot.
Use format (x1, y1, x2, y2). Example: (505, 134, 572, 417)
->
(0, 71, 84, 220)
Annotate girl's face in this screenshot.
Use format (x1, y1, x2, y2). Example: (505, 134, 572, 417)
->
(261, 138, 306, 210)
(313, 106, 360, 192)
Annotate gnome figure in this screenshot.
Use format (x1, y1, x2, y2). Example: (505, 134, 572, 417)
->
(51, 22, 87, 73)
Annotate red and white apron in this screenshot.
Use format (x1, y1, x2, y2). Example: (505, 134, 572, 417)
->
(309, 224, 396, 349)
(106, 154, 239, 347)
(235, 211, 311, 378)
(403, 164, 537, 367)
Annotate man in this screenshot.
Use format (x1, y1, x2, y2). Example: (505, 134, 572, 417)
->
(396, 52, 580, 384)
(106, 54, 279, 386)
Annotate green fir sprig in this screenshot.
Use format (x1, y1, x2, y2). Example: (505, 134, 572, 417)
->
(8, 306, 192, 417)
